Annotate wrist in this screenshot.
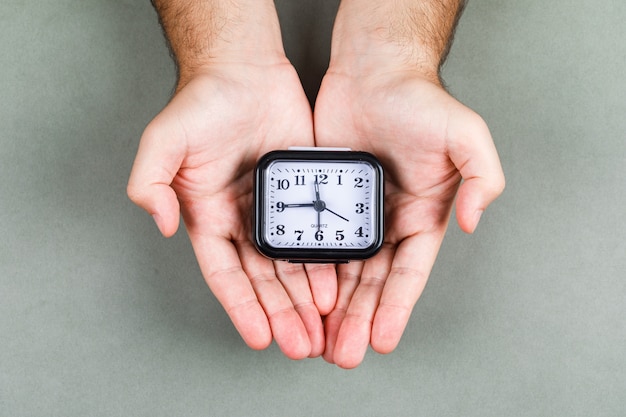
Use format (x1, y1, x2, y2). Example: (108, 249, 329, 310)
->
(155, 0, 287, 87)
(328, 0, 463, 84)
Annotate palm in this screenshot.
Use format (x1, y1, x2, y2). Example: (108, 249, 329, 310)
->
(168, 64, 315, 243)
(129, 62, 334, 359)
(314, 71, 501, 368)
(323, 73, 467, 237)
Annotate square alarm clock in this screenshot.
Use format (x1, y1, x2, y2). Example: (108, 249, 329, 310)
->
(253, 147, 384, 263)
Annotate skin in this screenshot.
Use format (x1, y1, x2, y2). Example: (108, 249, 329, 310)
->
(127, 0, 337, 359)
(128, 0, 505, 367)
(314, 0, 505, 368)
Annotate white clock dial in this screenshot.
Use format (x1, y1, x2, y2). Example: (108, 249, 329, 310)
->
(263, 160, 378, 249)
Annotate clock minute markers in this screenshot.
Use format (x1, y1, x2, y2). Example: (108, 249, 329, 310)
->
(272, 165, 365, 246)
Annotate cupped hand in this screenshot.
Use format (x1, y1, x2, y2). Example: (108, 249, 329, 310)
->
(314, 70, 505, 368)
(127, 61, 337, 359)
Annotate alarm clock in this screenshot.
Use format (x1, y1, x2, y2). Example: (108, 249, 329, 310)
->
(253, 147, 384, 263)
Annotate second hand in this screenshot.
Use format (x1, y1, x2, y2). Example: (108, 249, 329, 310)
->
(324, 207, 349, 222)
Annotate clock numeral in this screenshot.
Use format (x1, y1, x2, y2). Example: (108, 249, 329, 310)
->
(315, 230, 324, 241)
(276, 179, 290, 190)
(354, 177, 364, 188)
(295, 175, 305, 186)
(355, 203, 365, 214)
(335, 230, 345, 241)
(355, 227, 364, 238)
(315, 174, 328, 185)
(337, 175, 343, 186)
(294, 230, 304, 241)
(276, 202, 286, 212)
(276, 225, 286, 235)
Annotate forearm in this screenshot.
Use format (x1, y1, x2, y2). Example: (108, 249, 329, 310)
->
(151, 0, 286, 86)
(329, 0, 466, 83)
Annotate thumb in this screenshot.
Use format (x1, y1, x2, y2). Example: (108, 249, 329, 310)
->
(127, 121, 184, 237)
(448, 111, 505, 234)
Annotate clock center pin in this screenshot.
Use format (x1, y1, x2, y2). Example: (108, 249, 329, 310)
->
(313, 200, 326, 212)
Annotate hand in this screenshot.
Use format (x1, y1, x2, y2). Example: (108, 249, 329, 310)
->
(314, 70, 505, 368)
(127, 61, 337, 359)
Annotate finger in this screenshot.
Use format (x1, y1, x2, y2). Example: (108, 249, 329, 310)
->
(304, 263, 338, 316)
(333, 246, 395, 369)
(237, 242, 312, 360)
(447, 112, 505, 233)
(187, 233, 273, 351)
(322, 261, 363, 365)
(273, 263, 324, 355)
(127, 121, 184, 237)
(274, 262, 325, 358)
(370, 230, 444, 354)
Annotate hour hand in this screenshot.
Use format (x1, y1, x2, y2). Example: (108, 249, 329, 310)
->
(314, 178, 321, 202)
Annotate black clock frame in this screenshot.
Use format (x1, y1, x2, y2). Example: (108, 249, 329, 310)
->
(253, 149, 385, 263)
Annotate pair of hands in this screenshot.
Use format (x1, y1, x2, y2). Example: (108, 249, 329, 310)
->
(127, 55, 504, 368)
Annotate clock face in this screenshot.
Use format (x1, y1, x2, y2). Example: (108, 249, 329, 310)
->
(254, 150, 384, 262)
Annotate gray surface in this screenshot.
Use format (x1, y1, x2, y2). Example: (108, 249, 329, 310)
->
(1, 1, 624, 416)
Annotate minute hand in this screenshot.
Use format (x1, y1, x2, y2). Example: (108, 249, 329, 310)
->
(282, 203, 315, 208)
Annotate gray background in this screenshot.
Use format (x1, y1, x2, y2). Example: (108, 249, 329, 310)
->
(1, 0, 624, 416)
